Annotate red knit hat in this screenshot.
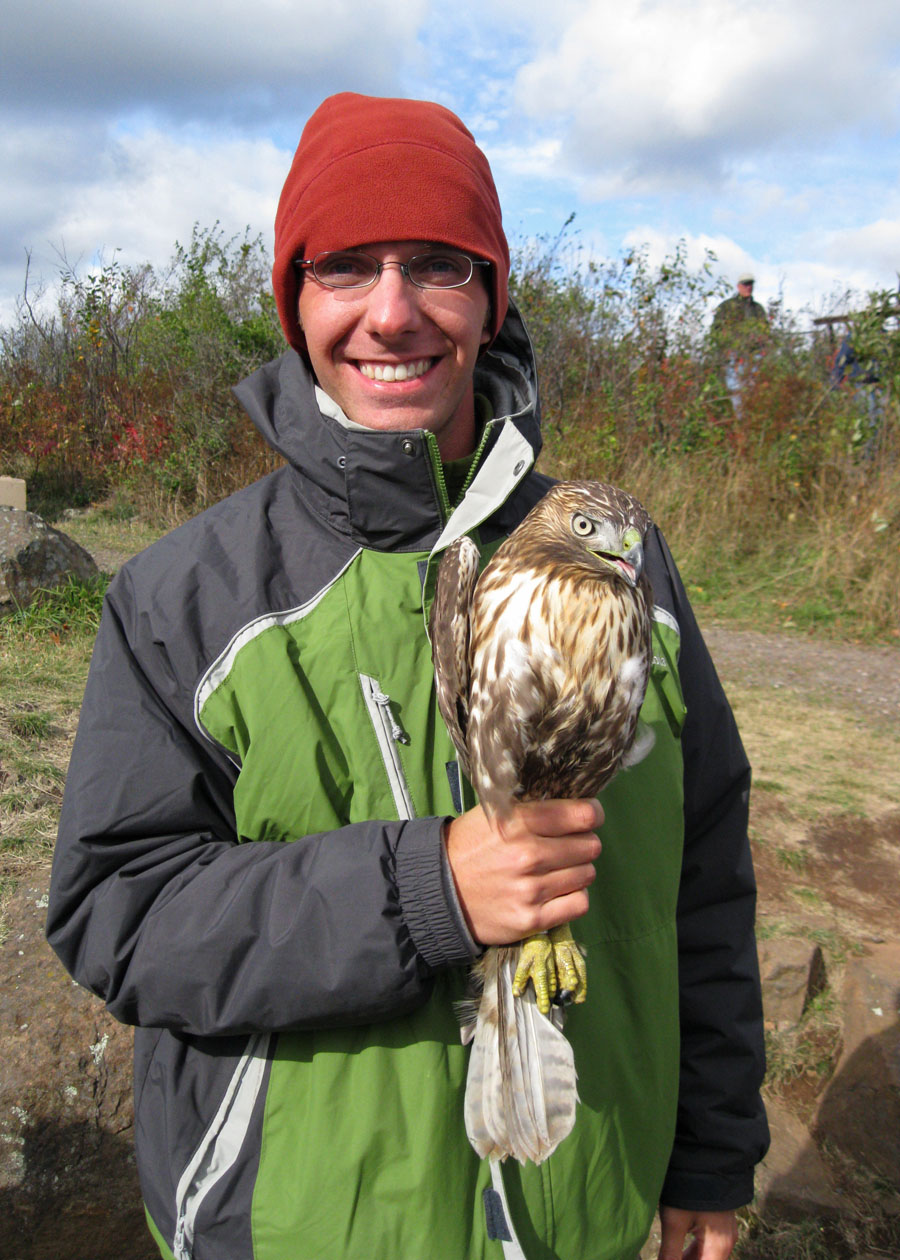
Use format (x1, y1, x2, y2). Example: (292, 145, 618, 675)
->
(272, 92, 510, 352)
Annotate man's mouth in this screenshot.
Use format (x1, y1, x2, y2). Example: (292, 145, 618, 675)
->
(357, 358, 434, 382)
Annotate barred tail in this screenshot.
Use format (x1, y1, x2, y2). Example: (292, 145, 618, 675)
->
(462, 946, 578, 1165)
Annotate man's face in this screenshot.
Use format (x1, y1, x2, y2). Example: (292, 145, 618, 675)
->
(297, 240, 492, 461)
(738, 280, 754, 298)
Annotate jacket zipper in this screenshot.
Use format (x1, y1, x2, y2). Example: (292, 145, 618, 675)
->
(172, 1033, 270, 1260)
(359, 674, 416, 820)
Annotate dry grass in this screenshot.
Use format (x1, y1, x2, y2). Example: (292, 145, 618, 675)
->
(0, 587, 101, 868)
(732, 687, 900, 843)
(541, 438, 900, 645)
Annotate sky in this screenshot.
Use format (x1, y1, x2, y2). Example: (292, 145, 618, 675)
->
(3, 0, 900, 330)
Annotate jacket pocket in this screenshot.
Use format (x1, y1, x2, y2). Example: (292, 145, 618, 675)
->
(171, 1033, 271, 1260)
(359, 673, 416, 821)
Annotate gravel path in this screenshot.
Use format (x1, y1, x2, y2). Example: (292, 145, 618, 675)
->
(701, 622, 900, 719)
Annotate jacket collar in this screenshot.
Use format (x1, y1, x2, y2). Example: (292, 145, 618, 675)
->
(233, 301, 542, 552)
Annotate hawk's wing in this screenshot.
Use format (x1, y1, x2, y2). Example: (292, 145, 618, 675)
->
(430, 534, 481, 780)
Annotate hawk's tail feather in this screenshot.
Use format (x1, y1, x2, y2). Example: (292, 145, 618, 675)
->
(463, 946, 578, 1165)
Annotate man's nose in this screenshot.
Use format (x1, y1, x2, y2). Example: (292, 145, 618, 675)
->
(362, 264, 423, 337)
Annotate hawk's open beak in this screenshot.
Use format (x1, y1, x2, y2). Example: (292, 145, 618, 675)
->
(623, 540, 644, 583)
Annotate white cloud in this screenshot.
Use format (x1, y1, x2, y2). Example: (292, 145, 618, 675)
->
(2, 0, 426, 122)
(512, 0, 900, 190)
(821, 219, 900, 283)
(0, 128, 291, 326)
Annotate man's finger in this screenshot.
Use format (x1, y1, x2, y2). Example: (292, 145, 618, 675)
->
(508, 797, 604, 838)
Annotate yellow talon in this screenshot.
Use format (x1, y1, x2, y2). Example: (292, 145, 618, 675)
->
(548, 923, 587, 1004)
(511, 932, 557, 1015)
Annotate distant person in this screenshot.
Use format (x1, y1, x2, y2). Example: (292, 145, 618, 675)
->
(712, 273, 769, 416)
(712, 273, 768, 337)
(831, 332, 883, 459)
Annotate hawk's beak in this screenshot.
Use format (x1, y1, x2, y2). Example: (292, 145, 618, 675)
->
(623, 540, 644, 583)
(606, 539, 643, 586)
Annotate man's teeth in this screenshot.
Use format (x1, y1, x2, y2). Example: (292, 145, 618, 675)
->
(359, 359, 431, 382)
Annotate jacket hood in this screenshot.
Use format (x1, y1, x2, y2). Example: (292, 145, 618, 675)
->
(232, 300, 541, 552)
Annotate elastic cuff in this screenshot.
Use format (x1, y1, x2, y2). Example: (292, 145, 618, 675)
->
(395, 818, 481, 970)
(659, 1167, 756, 1213)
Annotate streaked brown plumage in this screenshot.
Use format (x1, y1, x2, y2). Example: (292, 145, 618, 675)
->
(430, 480, 654, 1164)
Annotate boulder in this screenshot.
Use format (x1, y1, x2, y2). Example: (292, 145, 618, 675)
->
(758, 936, 828, 1030)
(0, 477, 26, 511)
(813, 943, 900, 1187)
(0, 867, 156, 1260)
(755, 1093, 853, 1222)
(0, 507, 98, 612)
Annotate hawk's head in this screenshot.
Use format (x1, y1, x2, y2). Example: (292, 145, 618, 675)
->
(524, 481, 651, 589)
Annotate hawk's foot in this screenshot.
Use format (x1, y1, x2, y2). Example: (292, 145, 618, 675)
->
(548, 923, 587, 1005)
(511, 932, 557, 1015)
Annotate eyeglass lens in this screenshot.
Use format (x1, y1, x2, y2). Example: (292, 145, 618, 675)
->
(312, 250, 475, 289)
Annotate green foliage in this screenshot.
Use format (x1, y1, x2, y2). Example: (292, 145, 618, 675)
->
(510, 220, 729, 454)
(2, 574, 109, 640)
(0, 225, 283, 517)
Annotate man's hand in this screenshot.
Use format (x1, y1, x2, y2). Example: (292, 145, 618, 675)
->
(658, 1207, 739, 1260)
(444, 798, 603, 945)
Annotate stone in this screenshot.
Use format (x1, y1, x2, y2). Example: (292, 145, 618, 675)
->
(0, 507, 98, 612)
(813, 942, 900, 1184)
(755, 1093, 853, 1221)
(0, 476, 26, 511)
(758, 936, 827, 1029)
(0, 867, 156, 1259)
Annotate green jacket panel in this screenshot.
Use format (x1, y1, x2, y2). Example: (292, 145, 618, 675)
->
(198, 542, 687, 1258)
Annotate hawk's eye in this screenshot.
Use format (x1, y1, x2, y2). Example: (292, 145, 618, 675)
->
(571, 513, 594, 537)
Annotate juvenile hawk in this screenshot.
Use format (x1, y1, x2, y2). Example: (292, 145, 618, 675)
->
(430, 480, 654, 1164)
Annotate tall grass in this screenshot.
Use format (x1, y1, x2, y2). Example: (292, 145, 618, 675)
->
(0, 576, 106, 862)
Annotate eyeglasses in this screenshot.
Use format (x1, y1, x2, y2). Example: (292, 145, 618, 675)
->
(295, 249, 490, 291)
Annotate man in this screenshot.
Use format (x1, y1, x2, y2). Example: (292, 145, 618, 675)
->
(47, 93, 768, 1260)
(712, 273, 769, 417)
(712, 273, 767, 336)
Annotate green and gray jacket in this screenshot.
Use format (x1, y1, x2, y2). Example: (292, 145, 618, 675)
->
(47, 304, 768, 1260)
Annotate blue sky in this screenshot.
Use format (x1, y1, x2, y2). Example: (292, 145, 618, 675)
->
(3, 0, 900, 328)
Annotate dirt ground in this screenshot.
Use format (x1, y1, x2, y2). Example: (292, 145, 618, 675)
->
(701, 621, 900, 938)
(702, 623, 900, 721)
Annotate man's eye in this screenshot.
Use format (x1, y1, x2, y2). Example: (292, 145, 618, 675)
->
(414, 252, 467, 282)
(318, 252, 371, 279)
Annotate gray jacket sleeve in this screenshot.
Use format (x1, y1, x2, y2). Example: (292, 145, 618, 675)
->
(46, 576, 476, 1037)
(651, 531, 770, 1211)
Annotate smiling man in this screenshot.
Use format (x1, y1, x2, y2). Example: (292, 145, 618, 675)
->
(47, 93, 768, 1260)
(294, 240, 492, 457)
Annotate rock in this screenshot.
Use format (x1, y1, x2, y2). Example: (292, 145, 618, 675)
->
(0, 477, 26, 511)
(0, 867, 156, 1260)
(813, 943, 900, 1185)
(755, 1093, 853, 1221)
(758, 936, 827, 1029)
(0, 507, 98, 613)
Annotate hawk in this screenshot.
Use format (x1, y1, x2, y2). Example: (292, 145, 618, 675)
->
(430, 480, 655, 1164)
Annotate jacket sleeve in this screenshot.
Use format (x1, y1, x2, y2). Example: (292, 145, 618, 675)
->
(653, 532, 770, 1211)
(46, 574, 476, 1037)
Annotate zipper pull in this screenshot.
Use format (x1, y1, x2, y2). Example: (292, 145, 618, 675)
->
(371, 686, 410, 744)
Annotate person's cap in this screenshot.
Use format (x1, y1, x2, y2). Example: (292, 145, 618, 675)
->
(273, 92, 510, 351)
(738, 272, 755, 285)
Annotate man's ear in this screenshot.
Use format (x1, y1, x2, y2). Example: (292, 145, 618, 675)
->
(480, 306, 492, 346)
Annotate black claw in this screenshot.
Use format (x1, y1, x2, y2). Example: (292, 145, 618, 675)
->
(554, 989, 575, 1007)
